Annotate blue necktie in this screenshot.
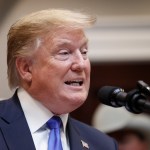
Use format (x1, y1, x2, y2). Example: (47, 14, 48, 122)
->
(47, 116, 63, 150)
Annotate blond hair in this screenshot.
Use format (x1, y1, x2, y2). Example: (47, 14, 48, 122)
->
(7, 9, 96, 89)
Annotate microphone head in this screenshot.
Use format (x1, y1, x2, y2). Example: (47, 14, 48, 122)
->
(98, 86, 124, 107)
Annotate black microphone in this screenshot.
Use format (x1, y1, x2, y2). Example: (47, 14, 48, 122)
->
(98, 86, 150, 114)
(98, 86, 126, 107)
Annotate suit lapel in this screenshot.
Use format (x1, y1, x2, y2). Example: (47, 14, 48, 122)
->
(67, 117, 89, 150)
(0, 92, 36, 150)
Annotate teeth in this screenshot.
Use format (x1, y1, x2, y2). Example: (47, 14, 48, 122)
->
(65, 80, 83, 86)
(70, 82, 80, 86)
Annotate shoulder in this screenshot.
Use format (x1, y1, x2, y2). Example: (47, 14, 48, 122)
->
(69, 117, 118, 150)
(69, 117, 109, 138)
(0, 98, 12, 110)
(0, 91, 23, 123)
(0, 92, 18, 111)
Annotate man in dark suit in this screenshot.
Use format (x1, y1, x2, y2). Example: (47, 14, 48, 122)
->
(0, 9, 118, 150)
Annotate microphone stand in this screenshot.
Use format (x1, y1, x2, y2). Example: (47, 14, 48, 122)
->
(124, 80, 150, 114)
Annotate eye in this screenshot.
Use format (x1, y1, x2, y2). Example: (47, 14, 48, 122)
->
(55, 49, 70, 61)
(59, 50, 69, 55)
(81, 48, 88, 59)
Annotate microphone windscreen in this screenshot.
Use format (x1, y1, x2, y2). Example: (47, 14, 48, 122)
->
(98, 86, 119, 105)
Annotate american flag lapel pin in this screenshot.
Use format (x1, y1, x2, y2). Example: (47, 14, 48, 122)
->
(81, 140, 89, 149)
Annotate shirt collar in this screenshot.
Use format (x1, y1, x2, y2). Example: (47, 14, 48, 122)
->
(17, 87, 68, 134)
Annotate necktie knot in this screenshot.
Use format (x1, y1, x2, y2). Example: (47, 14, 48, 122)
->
(47, 116, 62, 129)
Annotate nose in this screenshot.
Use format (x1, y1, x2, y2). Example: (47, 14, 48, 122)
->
(71, 50, 86, 72)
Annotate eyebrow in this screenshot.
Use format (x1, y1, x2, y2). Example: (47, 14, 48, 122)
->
(54, 38, 89, 47)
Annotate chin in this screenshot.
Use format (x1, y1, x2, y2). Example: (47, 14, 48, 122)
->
(70, 96, 86, 106)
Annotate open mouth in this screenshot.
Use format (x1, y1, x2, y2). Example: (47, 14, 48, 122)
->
(65, 80, 83, 86)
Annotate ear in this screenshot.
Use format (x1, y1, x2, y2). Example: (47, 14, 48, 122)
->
(15, 57, 33, 82)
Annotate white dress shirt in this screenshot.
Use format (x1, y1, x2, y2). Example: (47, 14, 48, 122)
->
(17, 88, 70, 150)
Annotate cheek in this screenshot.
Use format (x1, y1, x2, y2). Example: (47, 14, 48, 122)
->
(31, 62, 54, 84)
(86, 61, 91, 78)
(45, 62, 71, 83)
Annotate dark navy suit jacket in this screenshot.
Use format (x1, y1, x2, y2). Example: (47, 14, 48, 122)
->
(0, 92, 118, 150)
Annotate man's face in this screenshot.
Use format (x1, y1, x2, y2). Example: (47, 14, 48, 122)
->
(27, 28, 91, 114)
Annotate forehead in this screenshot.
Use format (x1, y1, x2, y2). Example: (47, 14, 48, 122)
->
(44, 28, 88, 46)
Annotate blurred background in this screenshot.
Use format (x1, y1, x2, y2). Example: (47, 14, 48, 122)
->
(0, 0, 150, 125)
